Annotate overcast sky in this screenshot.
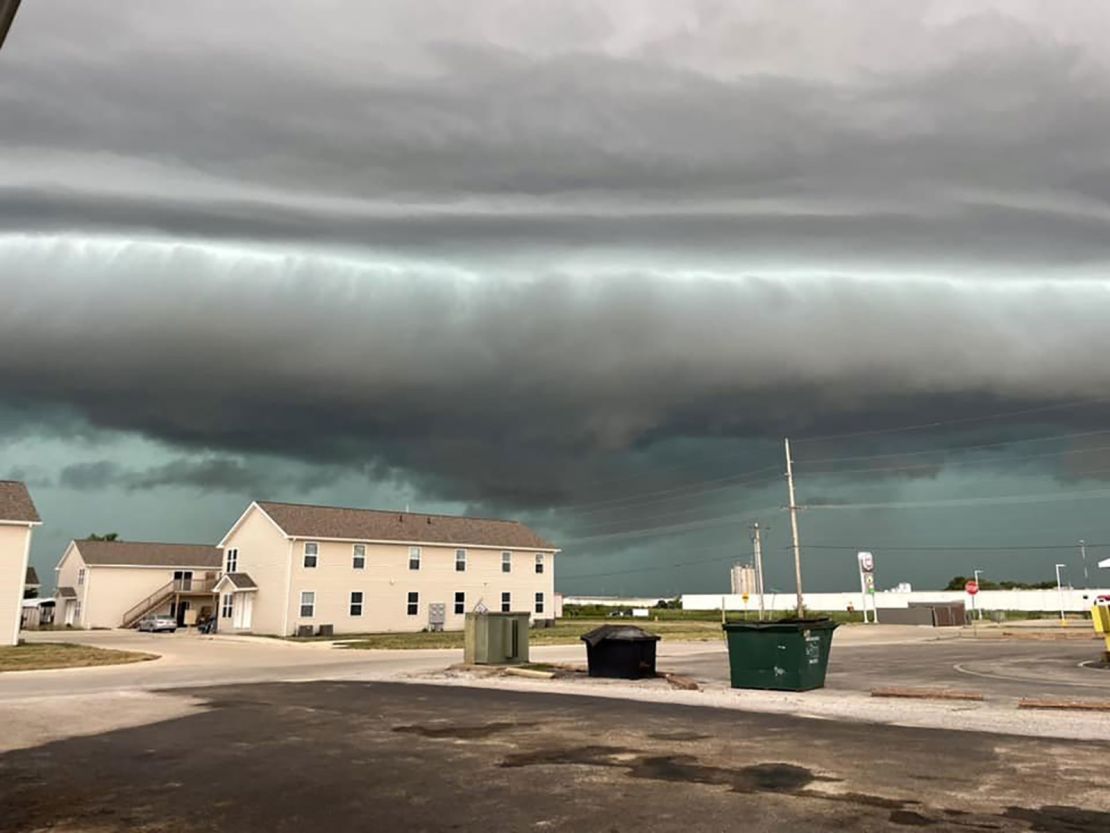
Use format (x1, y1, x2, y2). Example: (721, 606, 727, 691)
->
(4, 1, 1110, 596)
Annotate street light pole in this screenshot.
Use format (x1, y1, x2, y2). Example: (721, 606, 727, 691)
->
(1054, 563, 1067, 625)
(973, 569, 983, 620)
(784, 438, 805, 618)
(1080, 539, 1089, 588)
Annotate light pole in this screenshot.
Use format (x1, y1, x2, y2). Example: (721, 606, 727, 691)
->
(1079, 539, 1089, 588)
(973, 569, 983, 620)
(1054, 563, 1067, 625)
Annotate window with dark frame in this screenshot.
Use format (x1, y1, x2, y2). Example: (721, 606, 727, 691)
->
(409, 546, 421, 570)
(303, 542, 318, 568)
(501, 591, 511, 612)
(407, 591, 419, 616)
(455, 549, 467, 572)
(501, 551, 512, 573)
(454, 591, 465, 615)
(535, 553, 544, 574)
(222, 593, 234, 618)
(535, 592, 545, 614)
(300, 591, 315, 617)
(350, 591, 363, 616)
(225, 548, 238, 573)
(353, 544, 366, 570)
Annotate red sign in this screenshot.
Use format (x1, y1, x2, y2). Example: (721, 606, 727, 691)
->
(965, 580, 979, 596)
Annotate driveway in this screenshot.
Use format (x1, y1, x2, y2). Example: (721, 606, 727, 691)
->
(1, 680, 1107, 833)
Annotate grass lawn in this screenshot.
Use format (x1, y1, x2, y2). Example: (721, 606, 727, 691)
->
(336, 618, 726, 650)
(0, 642, 157, 672)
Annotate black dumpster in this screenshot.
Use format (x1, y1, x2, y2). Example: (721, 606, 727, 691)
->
(581, 625, 661, 679)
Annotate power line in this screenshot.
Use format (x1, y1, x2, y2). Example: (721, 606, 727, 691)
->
(806, 486, 1110, 511)
(798, 427, 1110, 466)
(558, 507, 779, 547)
(802, 442, 1110, 477)
(801, 542, 1110, 552)
(792, 396, 1110, 444)
(559, 465, 781, 514)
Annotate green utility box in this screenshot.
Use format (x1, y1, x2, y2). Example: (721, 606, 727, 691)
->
(464, 611, 531, 665)
(722, 618, 838, 691)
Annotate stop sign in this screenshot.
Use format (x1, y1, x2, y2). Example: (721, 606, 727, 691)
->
(965, 580, 979, 595)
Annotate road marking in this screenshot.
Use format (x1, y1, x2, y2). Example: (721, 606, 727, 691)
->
(953, 663, 1110, 690)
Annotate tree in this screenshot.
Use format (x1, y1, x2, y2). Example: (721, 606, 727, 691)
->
(86, 532, 119, 541)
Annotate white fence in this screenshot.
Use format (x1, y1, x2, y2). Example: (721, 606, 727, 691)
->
(681, 588, 1110, 614)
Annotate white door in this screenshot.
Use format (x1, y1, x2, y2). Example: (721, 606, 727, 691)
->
(64, 601, 75, 626)
(233, 593, 253, 630)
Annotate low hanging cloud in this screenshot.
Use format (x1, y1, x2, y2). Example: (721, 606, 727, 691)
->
(3, 235, 1110, 508)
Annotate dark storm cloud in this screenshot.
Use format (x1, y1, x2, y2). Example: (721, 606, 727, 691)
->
(4, 235, 1110, 511)
(6, 2, 1110, 594)
(57, 457, 342, 494)
(5, 2, 1110, 273)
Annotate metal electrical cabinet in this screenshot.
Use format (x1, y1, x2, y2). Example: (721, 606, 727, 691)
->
(464, 611, 531, 664)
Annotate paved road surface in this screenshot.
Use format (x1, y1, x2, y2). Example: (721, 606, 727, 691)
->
(668, 638, 1110, 701)
(2, 680, 1107, 833)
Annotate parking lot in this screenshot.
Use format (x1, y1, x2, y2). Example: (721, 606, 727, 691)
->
(2, 625, 1109, 831)
(3, 679, 1109, 833)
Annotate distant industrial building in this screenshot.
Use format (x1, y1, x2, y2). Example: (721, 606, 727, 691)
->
(729, 563, 758, 596)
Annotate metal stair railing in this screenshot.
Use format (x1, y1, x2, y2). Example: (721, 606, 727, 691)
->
(121, 580, 176, 628)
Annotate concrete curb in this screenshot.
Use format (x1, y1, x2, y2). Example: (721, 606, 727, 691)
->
(871, 687, 984, 701)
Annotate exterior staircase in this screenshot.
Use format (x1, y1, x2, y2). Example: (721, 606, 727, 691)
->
(121, 576, 217, 628)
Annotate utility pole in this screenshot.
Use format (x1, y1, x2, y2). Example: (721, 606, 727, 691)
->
(784, 438, 805, 618)
(1080, 539, 1089, 588)
(1055, 563, 1067, 625)
(973, 569, 983, 620)
(750, 522, 766, 621)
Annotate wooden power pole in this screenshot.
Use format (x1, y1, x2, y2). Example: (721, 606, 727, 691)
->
(784, 438, 805, 618)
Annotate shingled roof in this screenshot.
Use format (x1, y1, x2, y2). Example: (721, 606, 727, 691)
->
(74, 540, 222, 568)
(25, 566, 39, 587)
(0, 481, 40, 523)
(255, 501, 557, 550)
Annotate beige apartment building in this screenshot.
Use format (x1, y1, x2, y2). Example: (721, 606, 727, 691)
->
(1, 481, 41, 645)
(216, 501, 558, 636)
(54, 539, 222, 629)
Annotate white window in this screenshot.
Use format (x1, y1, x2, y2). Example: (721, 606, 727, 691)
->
(300, 591, 315, 618)
(454, 591, 465, 615)
(352, 544, 366, 570)
(501, 551, 512, 573)
(74, 600, 82, 620)
(225, 548, 238, 573)
(409, 546, 421, 570)
(350, 591, 363, 617)
(77, 568, 86, 586)
(501, 591, 511, 612)
(303, 542, 318, 568)
(535, 553, 544, 574)
(455, 549, 467, 572)
(535, 592, 545, 614)
(406, 591, 419, 616)
(221, 593, 234, 618)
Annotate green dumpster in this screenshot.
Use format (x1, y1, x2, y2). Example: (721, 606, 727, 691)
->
(722, 618, 838, 691)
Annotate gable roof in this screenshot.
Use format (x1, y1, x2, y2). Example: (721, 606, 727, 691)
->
(215, 572, 257, 592)
(25, 566, 39, 587)
(0, 481, 41, 524)
(74, 540, 222, 568)
(254, 500, 557, 551)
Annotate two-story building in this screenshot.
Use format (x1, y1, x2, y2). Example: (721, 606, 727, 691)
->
(215, 500, 558, 636)
(1, 481, 41, 645)
(54, 539, 222, 629)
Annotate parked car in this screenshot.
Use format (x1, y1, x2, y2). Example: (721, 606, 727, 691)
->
(137, 615, 177, 633)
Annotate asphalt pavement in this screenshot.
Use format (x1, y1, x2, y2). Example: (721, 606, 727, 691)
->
(2, 680, 1108, 833)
